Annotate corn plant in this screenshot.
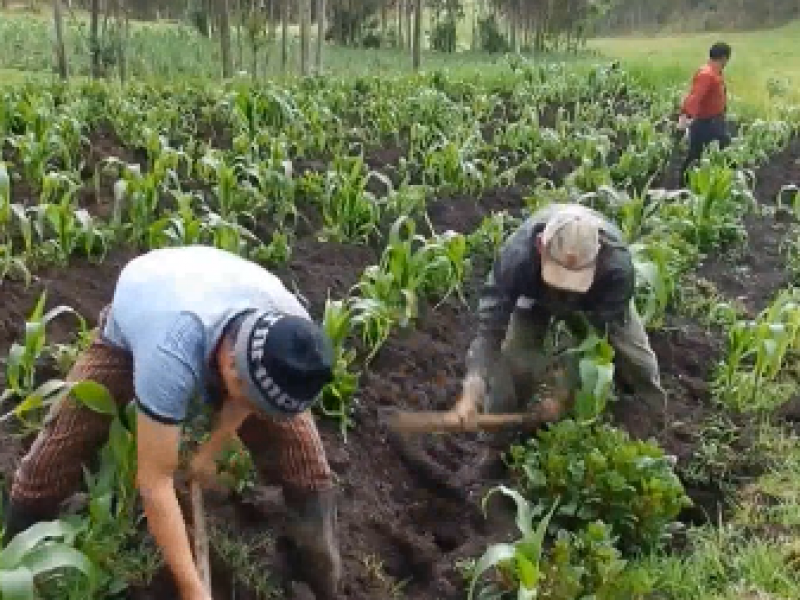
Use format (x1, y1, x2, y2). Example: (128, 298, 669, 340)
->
(319, 157, 381, 244)
(467, 212, 522, 262)
(562, 330, 615, 423)
(713, 289, 800, 412)
(0, 292, 87, 411)
(683, 161, 755, 251)
(146, 191, 205, 248)
(73, 394, 142, 596)
(630, 242, 676, 329)
(318, 299, 360, 437)
(467, 487, 558, 600)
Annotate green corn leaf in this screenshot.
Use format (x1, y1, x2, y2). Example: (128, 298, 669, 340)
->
(21, 543, 94, 580)
(70, 380, 118, 417)
(467, 542, 516, 600)
(0, 520, 80, 568)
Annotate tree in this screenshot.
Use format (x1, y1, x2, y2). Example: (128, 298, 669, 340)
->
(316, 0, 325, 73)
(219, 0, 232, 77)
(53, 0, 68, 80)
(412, 0, 421, 69)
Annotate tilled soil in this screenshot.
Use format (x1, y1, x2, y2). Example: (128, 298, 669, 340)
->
(0, 136, 797, 600)
(755, 136, 800, 204)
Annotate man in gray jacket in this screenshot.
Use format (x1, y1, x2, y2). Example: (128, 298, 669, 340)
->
(453, 203, 666, 423)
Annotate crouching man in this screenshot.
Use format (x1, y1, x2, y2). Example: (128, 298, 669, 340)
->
(3, 245, 341, 600)
(453, 203, 666, 424)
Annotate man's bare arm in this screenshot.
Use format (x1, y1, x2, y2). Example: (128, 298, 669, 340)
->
(136, 411, 210, 600)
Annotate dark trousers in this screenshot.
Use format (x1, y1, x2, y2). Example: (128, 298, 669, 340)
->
(680, 116, 731, 183)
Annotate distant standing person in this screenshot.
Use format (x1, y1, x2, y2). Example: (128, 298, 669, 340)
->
(678, 42, 732, 181)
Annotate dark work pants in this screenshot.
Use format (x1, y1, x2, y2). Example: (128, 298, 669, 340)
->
(680, 116, 731, 183)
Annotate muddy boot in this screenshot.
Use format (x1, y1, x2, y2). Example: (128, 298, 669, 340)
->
(283, 487, 341, 599)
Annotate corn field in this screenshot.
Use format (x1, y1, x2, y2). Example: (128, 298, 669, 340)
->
(1, 56, 800, 599)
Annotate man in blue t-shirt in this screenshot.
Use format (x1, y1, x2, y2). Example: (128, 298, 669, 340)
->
(3, 246, 341, 600)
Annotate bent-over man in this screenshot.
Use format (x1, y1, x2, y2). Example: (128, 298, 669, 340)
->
(453, 203, 666, 423)
(3, 245, 341, 600)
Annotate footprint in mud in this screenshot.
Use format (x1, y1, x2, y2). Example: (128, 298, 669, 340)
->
(385, 429, 469, 503)
(369, 520, 440, 584)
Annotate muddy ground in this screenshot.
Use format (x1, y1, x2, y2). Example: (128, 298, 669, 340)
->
(0, 125, 798, 599)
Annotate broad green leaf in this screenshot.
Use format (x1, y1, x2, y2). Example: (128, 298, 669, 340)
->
(70, 380, 118, 416)
(22, 543, 94, 579)
(0, 520, 79, 568)
(482, 485, 533, 538)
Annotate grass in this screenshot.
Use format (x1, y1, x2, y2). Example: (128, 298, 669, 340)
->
(631, 422, 800, 599)
(591, 21, 800, 116)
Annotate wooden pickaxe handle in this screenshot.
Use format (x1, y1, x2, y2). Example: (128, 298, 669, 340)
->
(190, 480, 212, 593)
(383, 408, 549, 435)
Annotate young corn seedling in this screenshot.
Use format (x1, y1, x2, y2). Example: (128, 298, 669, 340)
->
(319, 156, 381, 245)
(1, 291, 87, 403)
(713, 289, 800, 412)
(467, 487, 559, 600)
(146, 191, 205, 248)
(318, 298, 360, 436)
(683, 161, 756, 251)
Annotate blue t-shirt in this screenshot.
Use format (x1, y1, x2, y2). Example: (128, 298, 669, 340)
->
(101, 246, 309, 424)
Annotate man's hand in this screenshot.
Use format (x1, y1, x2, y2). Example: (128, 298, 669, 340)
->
(677, 114, 692, 131)
(453, 373, 486, 426)
(188, 451, 229, 495)
(180, 583, 213, 600)
(187, 396, 253, 494)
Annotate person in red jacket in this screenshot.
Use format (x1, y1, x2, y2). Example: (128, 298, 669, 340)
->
(678, 42, 732, 182)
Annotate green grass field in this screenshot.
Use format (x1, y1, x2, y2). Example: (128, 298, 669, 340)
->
(591, 21, 800, 115)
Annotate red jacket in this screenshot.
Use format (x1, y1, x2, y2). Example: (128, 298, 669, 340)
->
(681, 63, 726, 119)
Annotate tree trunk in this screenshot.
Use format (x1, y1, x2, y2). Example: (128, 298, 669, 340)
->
(237, 0, 244, 72)
(406, 0, 412, 50)
(52, 0, 68, 80)
(281, 0, 288, 73)
(89, 0, 100, 78)
(398, 0, 403, 47)
(299, 0, 309, 75)
(269, 0, 277, 43)
(219, 0, 232, 77)
(119, 0, 129, 82)
(412, 0, 421, 70)
(315, 0, 324, 73)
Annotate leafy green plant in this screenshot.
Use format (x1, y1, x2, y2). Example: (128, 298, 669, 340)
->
(466, 487, 653, 600)
(319, 156, 381, 244)
(508, 420, 691, 553)
(318, 298, 360, 436)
